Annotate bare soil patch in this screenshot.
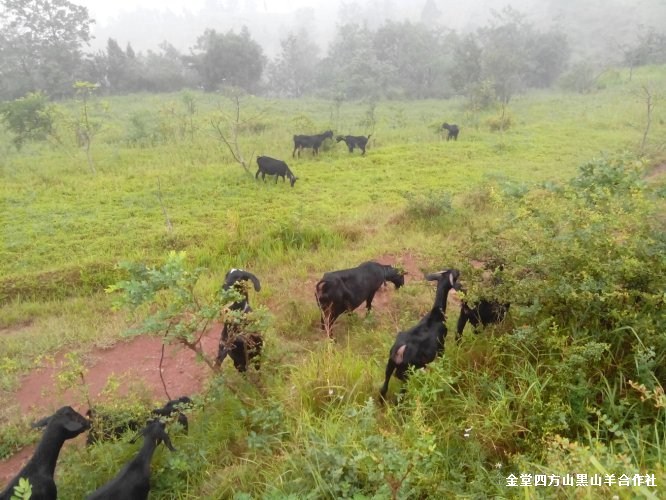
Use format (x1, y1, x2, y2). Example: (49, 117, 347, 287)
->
(0, 326, 222, 484)
(0, 445, 36, 486)
(16, 328, 220, 414)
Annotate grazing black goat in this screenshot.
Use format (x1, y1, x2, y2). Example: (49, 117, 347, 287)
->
(380, 269, 460, 401)
(456, 264, 510, 341)
(256, 156, 297, 187)
(216, 269, 263, 372)
(86, 397, 193, 445)
(292, 130, 333, 158)
(336, 134, 371, 155)
(441, 123, 459, 141)
(0, 406, 90, 500)
(315, 261, 405, 335)
(86, 419, 175, 500)
(150, 396, 192, 433)
(457, 299, 510, 341)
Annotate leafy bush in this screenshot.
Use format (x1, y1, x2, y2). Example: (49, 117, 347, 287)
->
(485, 112, 512, 132)
(446, 154, 664, 464)
(0, 92, 57, 150)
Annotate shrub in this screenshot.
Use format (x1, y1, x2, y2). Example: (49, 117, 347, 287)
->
(486, 112, 512, 132)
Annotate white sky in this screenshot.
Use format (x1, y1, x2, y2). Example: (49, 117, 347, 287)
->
(77, 0, 316, 24)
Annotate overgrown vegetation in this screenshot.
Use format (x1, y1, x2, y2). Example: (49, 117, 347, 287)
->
(1, 66, 665, 498)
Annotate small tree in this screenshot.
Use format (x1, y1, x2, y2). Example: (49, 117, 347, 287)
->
(73, 81, 100, 174)
(107, 252, 269, 378)
(0, 0, 95, 100)
(189, 26, 266, 92)
(0, 91, 58, 150)
(638, 84, 656, 154)
(267, 29, 320, 97)
(210, 88, 268, 173)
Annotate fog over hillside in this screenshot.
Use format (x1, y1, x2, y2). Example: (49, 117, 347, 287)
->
(81, 0, 666, 62)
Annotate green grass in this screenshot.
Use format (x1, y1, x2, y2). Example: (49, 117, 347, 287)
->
(1, 65, 665, 498)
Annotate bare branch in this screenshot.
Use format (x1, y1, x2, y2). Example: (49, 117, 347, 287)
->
(156, 176, 173, 233)
(640, 84, 655, 154)
(210, 116, 251, 173)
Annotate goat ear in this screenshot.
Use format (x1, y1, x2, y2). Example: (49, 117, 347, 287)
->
(449, 270, 462, 287)
(31, 416, 51, 429)
(245, 272, 261, 292)
(64, 420, 87, 433)
(161, 430, 176, 452)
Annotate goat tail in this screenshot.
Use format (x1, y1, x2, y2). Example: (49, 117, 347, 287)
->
(314, 281, 329, 314)
(315, 279, 328, 297)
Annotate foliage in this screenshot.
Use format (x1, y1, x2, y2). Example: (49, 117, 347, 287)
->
(372, 21, 449, 99)
(189, 27, 266, 92)
(624, 27, 666, 70)
(0, 422, 37, 460)
(267, 30, 319, 98)
(450, 7, 570, 104)
(0, 92, 57, 149)
(317, 23, 386, 100)
(0, 0, 94, 100)
(449, 34, 483, 99)
(104, 39, 142, 94)
(107, 251, 270, 372)
(485, 107, 512, 132)
(10, 477, 32, 500)
(559, 61, 603, 94)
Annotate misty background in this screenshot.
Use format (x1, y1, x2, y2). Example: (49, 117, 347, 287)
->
(84, 0, 663, 59)
(1, 0, 665, 103)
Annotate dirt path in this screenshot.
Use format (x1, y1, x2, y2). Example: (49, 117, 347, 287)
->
(0, 326, 221, 485)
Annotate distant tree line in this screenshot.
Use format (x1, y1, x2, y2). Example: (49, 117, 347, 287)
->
(1, 0, 666, 105)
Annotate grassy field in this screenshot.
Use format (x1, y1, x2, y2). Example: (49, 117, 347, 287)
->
(1, 66, 665, 498)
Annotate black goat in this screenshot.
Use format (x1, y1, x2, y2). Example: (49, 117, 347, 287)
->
(215, 269, 263, 372)
(315, 261, 405, 335)
(441, 122, 459, 141)
(292, 130, 333, 158)
(1, 406, 90, 500)
(380, 269, 460, 400)
(86, 419, 175, 500)
(150, 396, 192, 433)
(336, 134, 371, 155)
(457, 299, 510, 341)
(86, 397, 192, 445)
(456, 264, 510, 341)
(256, 156, 297, 187)
(85, 408, 141, 446)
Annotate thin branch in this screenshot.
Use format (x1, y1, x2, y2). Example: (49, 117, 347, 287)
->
(157, 176, 173, 233)
(314, 291, 334, 339)
(640, 84, 655, 154)
(159, 341, 172, 401)
(210, 117, 251, 173)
